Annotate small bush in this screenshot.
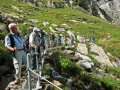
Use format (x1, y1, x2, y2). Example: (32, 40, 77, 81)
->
(106, 66, 120, 78)
(101, 77, 120, 90)
(0, 33, 6, 40)
(80, 73, 101, 85)
(0, 42, 12, 65)
(59, 58, 80, 75)
(42, 66, 50, 75)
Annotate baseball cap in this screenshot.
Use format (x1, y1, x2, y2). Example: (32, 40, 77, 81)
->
(33, 27, 40, 31)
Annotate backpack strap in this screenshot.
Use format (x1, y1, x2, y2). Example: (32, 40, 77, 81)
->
(6, 33, 16, 57)
(17, 33, 22, 39)
(7, 33, 15, 48)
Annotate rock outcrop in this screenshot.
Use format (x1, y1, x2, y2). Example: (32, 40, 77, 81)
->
(90, 43, 113, 67)
(95, 0, 120, 25)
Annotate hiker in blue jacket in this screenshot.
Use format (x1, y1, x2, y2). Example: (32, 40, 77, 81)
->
(57, 34, 62, 46)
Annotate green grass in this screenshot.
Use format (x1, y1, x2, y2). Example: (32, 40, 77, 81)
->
(105, 66, 120, 78)
(102, 77, 120, 90)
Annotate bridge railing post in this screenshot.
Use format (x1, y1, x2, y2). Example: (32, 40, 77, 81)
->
(27, 53, 32, 90)
(35, 46, 42, 89)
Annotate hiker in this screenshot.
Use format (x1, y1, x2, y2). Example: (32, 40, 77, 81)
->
(70, 35, 74, 45)
(49, 33, 55, 47)
(57, 34, 62, 46)
(40, 29, 45, 39)
(64, 36, 68, 46)
(39, 29, 46, 49)
(4, 23, 27, 84)
(29, 27, 40, 69)
(105, 32, 110, 39)
(24, 30, 32, 51)
(91, 36, 95, 43)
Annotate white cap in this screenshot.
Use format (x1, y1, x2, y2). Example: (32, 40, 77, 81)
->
(8, 23, 17, 29)
(33, 27, 40, 31)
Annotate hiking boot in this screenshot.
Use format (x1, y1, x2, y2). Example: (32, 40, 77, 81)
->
(13, 79, 20, 85)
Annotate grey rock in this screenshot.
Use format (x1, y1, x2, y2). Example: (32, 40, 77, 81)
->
(90, 43, 113, 66)
(55, 27, 65, 31)
(115, 57, 120, 67)
(77, 43, 88, 55)
(0, 24, 7, 32)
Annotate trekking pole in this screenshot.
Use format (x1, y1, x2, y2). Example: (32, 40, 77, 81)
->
(27, 53, 32, 90)
(35, 46, 42, 89)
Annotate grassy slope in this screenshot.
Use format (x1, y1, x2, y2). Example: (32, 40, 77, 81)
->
(0, 0, 120, 57)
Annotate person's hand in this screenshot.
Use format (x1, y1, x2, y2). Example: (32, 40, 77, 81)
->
(24, 47, 27, 52)
(13, 47, 18, 52)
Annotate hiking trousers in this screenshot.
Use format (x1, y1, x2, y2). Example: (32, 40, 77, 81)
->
(12, 50, 27, 79)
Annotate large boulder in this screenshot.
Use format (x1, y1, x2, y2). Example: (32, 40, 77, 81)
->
(76, 52, 91, 62)
(90, 43, 113, 67)
(0, 24, 7, 32)
(76, 60, 94, 72)
(77, 43, 88, 55)
(96, 0, 120, 25)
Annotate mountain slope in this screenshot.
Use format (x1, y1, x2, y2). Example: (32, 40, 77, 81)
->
(0, 0, 120, 90)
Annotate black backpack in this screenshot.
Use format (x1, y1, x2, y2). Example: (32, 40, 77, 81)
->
(4, 33, 21, 47)
(4, 33, 21, 56)
(24, 33, 31, 49)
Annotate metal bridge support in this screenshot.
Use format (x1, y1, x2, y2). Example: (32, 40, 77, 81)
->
(35, 46, 42, 90)
(27, 53, 32, 90)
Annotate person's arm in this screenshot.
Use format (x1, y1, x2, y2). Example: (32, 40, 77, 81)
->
(5, 36, 14, 51)
(5, 35, 18, 51)
(6, 45, 14, 51)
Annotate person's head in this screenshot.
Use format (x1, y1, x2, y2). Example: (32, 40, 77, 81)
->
(8, 23, 18, 34)
(40, 29, 43, 32)
(33, 27, 40, 34)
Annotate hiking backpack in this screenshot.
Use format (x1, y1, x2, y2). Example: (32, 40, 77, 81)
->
(4, 33, 21, 56)
(4, 33, 21, 48)
(24, 33, 31, 49)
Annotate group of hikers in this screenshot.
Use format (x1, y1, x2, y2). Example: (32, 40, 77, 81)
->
(4, 23, 48, 85)
(57, 34, 75, 46)
(5, 22, 107, 86)
(4, 23, 75, 85)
